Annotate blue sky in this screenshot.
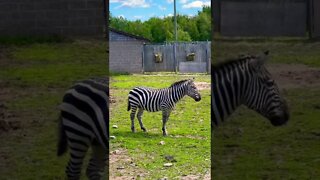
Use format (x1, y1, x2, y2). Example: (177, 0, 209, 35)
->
(110, 0, 211, 21)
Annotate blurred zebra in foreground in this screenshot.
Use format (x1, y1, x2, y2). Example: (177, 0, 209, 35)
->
(212, 51, 289, 127)
(57, 78, 109, 180)
(128, 79, 201, 136)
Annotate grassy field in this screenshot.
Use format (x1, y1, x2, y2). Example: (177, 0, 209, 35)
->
(110, 74, 211, 179)
(0, 39, 107, 179)
(212, 40, 320, 179)
(1, 38, 319, 179)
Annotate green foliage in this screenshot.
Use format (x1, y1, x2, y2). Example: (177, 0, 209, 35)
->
(109, 6, 211, 43)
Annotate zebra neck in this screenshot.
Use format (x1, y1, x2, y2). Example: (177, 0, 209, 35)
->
(169, 85, 186, 103)
(212, 62, 249, 125)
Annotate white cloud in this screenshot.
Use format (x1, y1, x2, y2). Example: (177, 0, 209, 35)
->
(167, 0, 188, 4)
(133, 15, 143, 19)
(179, 0, 188, 4)
(158, 5, 166, 11)
(182, 0, 210, 9)
(167, 13, 173, 17)
(114, 0, 151, 9)
(149, 13, 156, 17)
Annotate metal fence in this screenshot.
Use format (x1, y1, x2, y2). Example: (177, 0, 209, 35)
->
(142, 42, 211, 73)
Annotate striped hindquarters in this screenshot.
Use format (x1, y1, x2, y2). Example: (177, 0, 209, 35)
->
(58, 78, 109, 152)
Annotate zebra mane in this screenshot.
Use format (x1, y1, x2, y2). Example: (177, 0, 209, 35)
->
(169, 79, 189, 87)
(212, 55, 255, 71)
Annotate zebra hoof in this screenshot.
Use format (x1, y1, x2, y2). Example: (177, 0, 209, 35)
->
(141, 127, 147, 132)
(131, 128, 136, 133)
(162, 132, 167, 136)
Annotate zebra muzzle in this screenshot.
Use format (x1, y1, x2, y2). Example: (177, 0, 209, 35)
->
(194, 95, 201, 102)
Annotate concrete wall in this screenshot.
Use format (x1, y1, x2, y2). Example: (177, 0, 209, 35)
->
(0, 0, 105, 37)
(109, 41, 144, 73)
(216, 0, 307, 37)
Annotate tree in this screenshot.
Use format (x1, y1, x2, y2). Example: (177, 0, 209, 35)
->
(109, 6, 211, 43)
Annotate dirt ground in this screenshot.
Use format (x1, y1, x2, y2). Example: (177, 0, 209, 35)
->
(267, 64, 320, 89)
(195, 82, 211, 90)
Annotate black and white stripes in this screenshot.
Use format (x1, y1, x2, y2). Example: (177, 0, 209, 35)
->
(57, 78, 109, 180)
(128, 79, 201, 136)
(212, 51, 289, 127)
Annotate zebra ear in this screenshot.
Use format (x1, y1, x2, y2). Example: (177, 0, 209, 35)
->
(250, 51, 269, 68)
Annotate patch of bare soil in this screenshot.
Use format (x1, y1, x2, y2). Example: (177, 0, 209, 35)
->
(267, 64, 320, 89)
(181, 172, 210, 180)
(195, 82, 210, 90)
(109, 96, 116, 104)
(0, 46, 12, 67)
(0, 103, 21, 133)
(0, 86, 22, 133)
(110, 148, 148, 179)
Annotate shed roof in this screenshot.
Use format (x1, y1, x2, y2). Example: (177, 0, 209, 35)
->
(109, 28, 150, 42)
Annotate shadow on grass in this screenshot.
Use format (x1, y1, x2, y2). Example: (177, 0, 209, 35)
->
(112, 130, 164, 139)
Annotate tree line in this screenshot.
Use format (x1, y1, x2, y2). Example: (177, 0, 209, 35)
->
(109, 6, 211, 43)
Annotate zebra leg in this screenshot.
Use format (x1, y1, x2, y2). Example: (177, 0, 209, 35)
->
(65, 140, 89, 180)
(130, 108, 137, 133)
(162, 110, 171, 136)
(137, 108, 147, 132)
(86, 142, 107, 180)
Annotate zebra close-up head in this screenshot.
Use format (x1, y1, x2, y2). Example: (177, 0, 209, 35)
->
(245, 51, 289, 126)
(186, 79, 201, 102)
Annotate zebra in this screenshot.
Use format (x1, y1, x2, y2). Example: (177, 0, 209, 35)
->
(57, 77, 109, 180)
(212, 51, 289, 127)
(127, 79, 201, 136)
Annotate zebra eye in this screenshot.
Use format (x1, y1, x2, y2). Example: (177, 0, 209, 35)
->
(266, 80, 274, 86)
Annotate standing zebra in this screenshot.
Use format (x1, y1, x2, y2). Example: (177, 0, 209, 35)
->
(128, 79, 201, 136)
(212, 51, 289, 127)
(57, 78, 109, 180)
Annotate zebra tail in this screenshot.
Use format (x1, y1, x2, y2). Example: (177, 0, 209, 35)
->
(57, 115, 68, 156)
(127, 99, 131, 111)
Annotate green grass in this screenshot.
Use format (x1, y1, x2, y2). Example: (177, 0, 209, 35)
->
(1, 40, 107, 88)
(213, 40, 320, 67)
(110, 74, 211, 179)
(0, 35, 68, 45)
(0, 39, 107, 179)
(212, 40, 320, 179)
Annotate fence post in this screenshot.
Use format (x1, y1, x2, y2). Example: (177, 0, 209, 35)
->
(142, 43, 145, 74)
(173, 42, 177, 73)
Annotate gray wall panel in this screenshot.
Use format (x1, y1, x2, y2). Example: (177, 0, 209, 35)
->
(220, 1, 307, 36)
